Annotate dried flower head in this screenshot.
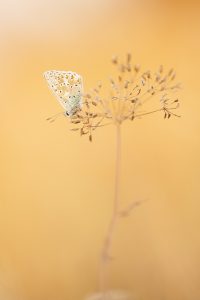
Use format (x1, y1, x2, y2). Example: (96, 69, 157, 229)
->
(44, 54, 180, 141)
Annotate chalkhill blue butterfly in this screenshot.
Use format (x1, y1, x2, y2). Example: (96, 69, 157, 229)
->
(44, 70, 83, 117)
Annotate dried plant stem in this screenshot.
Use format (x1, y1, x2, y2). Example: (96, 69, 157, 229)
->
(99, 124, 121, 294)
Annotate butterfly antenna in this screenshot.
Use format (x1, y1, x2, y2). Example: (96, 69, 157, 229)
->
(46, 112, 64, 123)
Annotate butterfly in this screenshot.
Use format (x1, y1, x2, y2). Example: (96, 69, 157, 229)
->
(44, 70, 83, 117)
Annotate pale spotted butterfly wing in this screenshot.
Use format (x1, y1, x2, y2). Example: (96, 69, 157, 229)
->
(44, 70, 83, 116)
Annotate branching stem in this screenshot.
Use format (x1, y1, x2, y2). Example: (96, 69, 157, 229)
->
(99, 124, 121, 294)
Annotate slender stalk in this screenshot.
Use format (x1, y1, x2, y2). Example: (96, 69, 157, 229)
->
(99, 124, 121, 294)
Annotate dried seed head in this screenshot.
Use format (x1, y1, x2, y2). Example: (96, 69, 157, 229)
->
(146, 71, 151, 79)
(126, 53, 132, 64)
(85, 93, 91, 98)
(124, 81, 129, 89)
(45, 53, 180, 141)
(134, 64, 140, 73)
(98, 82, 102, 88)
(159, 78, 166, 85)
(110, 78, 115, 85)
(171, 73, 176, 81)
(159, 65, 163, 73)
(155, 74, 161, 82)
(70, 128, 80, 131)
(119, 64, 126, 72)
(127, 64, 131, 72)
(131, 98, 138, 103)
(111, 55, 118, 64)
(71, 120, 81, 124)
(168, 68, 174, 76)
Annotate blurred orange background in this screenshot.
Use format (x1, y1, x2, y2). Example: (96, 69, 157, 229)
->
(0, 0, 200, 299)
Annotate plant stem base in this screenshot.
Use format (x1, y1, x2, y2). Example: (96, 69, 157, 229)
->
(85, 289, 132, 300)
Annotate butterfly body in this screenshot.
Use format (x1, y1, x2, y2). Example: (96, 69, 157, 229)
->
(44, 70, 83, 116)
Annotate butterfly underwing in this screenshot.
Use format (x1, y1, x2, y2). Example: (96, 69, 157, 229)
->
(44, 70, 83, 116)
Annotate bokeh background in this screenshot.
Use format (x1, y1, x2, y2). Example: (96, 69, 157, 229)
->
(0, 0, 200, 299)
